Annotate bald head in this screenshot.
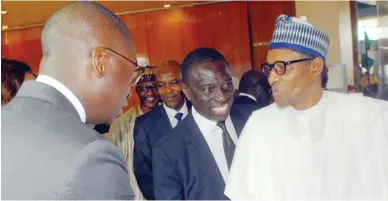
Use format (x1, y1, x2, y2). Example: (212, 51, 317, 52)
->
(41, 2, 134, 62)
(39, 1, 138, 125)
(156, 60, 181, 77)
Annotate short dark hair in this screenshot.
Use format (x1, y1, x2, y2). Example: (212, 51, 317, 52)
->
(181, 47, 228, 84)
(239, 70, 270, 94)
(1, 58, 34, 104)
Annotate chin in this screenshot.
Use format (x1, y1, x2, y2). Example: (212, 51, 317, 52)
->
(274, 100, 289, 108)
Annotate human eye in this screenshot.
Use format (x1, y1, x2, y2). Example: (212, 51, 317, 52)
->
(202, 86, 215, 94)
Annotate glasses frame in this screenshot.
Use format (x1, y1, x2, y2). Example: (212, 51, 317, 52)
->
(261, 57, 315, 76)
(102, 47, 156, 85)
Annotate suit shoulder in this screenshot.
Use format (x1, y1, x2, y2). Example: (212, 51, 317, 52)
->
(154, 117, 188, 149)
(136, 106, 164, 124)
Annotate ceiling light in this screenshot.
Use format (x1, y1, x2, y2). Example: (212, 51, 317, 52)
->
(1, 10, 7, 15)
(2, 25, 8, 30)
(164, 4, 171, 8)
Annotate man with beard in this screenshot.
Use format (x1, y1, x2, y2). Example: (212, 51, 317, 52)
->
(105, 67, 159, 200)
(133, 60, 189, 200)
(152, 48, 252, 200)
(225, 15, 388, 200)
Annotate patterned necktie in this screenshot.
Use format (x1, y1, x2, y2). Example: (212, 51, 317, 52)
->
(174, 112, 183, 121)
(217, 121, 235, 170)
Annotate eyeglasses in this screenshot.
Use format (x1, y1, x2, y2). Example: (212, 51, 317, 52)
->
(136, 84, 157, 93)
(102, 47, 152, 85)
(261, 58, 314, 76)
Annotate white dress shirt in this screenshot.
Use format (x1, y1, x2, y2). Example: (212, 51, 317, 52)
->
(192, 106, 238, 183)
(163, 100, 189, 128)
(238, 92, 257, 102)
(36, 75, 86, 123)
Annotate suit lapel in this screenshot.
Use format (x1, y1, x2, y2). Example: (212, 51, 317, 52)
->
(183, 113, 226, 197)
(230, 108, 246, 137)
(157, 106, 173, 132)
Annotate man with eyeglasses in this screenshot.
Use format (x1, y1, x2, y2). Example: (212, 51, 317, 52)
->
(2, 2, 141, 199)
(225, 15, 388, 200)
(133, 60, 190, 200)
(105, 67, 160, 200)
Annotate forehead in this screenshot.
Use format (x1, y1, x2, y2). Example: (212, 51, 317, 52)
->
(190, 61, 229, 79)
(156, 66, 181, 77)
(266, 48, 304, 63)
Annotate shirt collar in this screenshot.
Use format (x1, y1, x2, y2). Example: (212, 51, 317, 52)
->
(192, 106, 232, 136)
(163, 100, 189, 121)
(239, 92, 257, 102)
(36, 75, 86, 123)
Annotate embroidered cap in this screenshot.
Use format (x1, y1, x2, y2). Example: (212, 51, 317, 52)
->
(269, 15, 330, 61)
(137, 66, 157, 83)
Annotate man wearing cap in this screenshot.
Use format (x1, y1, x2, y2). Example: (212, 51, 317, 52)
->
(105, 67, 160, 200)
(225, 15, 388, 200)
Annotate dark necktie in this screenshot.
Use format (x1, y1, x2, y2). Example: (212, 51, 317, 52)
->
(174, 112, 183, 121)
(217, 121, 235, 170)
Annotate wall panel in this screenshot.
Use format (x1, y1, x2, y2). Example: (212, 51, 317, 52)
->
(249, 1, 296, 71)
(1, 1, 296, 111)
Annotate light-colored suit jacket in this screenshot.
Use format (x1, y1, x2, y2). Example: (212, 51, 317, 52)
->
(1, 81, 135, 200)
(105, 106, 145, 200)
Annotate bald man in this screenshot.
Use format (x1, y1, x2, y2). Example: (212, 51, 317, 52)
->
(2, 2, 139, 199)
(133, 60, 190, 199)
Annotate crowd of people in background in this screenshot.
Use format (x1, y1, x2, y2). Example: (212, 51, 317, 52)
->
(2, 1, 388, 200)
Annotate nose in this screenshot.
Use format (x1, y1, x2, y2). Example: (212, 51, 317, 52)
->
(214, 87, 229, 102)
(268, 69, 278, 86)
(165, 84, 172, 93)
(145, 87, 155, 95)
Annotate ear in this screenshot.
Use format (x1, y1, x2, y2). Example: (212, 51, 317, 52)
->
(309, 57, 324, 77)
(182, 84, 192, 101)
(92, 47, 107, 78)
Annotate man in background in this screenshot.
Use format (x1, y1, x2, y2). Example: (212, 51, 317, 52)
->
(133, 60, 189, 200)
(105, 67, 159, 200)
(2, 2, 137, 199)
(235, 70, 272, 110)
(152, 48, 252, 200)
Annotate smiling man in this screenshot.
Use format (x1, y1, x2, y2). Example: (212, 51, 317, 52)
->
(133, 60, 189, 200)
(225, 15, 388, 200)
(152, 48, 252, 200)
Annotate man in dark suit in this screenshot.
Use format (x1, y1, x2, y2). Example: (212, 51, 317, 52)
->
(133, 60, 190, 200)
(235, 70, 272, 110)
(1, 2, 138, 199)
(152, 47, 252, 200)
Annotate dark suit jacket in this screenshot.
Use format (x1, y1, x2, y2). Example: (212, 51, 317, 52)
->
(152, 105, 251, 200)
(234, 95, 257, 106)
(234, 95, 268, 112)
(133, 103, 191, 200)
(1, 81, 134, 200)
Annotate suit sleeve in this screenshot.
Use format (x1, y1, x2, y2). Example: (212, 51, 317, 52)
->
(133, 120, 155, 200)
(57, 140, 135, 200)
(152, 144, 183, 200)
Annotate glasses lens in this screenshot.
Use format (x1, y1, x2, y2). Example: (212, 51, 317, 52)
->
(262, 64, 272, 75)
(136, 84, 156, 92)
(274, 62, 286, 75)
